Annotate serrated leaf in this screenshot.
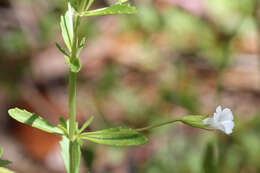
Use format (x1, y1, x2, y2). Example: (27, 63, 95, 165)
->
(60, 10, 74, 52)
(79, 116, 94, 134)
(81, 3, 137, 17)
(80, 127, 147, 146)
(56, 43, 70, 57)
(0, 167, 15, 173)
(60, 136, 81, 173)
(8, 108, 63, 135)
(0, 148, 3, 158)
(69, 58, 81, 73)
(0, 159, 11, 167)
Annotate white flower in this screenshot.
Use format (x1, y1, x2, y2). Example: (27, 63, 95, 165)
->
(203, 106, 234, 135)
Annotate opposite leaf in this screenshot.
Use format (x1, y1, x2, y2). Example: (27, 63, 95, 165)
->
(60, 136, 81, 173)
(60, 10, 74, 52)
(81, 3, 137, 17)
(8, 108, 63, 135)
(80, 127, 147, 146)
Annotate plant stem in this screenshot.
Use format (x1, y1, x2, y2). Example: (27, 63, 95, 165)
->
(136, 119, 180, 132)
(68, 11, 80, 139)
(68, 12, 80, 173)
(69, 71, 77, 139)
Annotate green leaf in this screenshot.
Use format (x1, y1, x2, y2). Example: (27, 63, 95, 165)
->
(81, 3, 137, 17)
(80, 127, 148, 146)
(60, 136, 70, 173)
(76, 37, 86, 57)
(0, 148, 3, 158)
(60, 136, 81, 173)
(56, 43, 70, 57)
(60, 10, 74, 52)
(8, 108, 63, 135)
(0, 167, 15, 173)
(59, 117, 67, 129)
(0, 159, 11, 167)
(86, 0, 94, 11)
(69, 58, 81, 73)
(79, 116, 94, 134)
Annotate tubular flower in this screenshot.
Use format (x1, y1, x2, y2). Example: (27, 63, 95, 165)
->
(203, 106, 234, 135)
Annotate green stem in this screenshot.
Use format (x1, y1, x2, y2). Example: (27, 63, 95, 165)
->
(136, 119, 180, 132)
(68, 11, 80, 139)
(69, 71, 77, 139)
(68, 11, 80, 173)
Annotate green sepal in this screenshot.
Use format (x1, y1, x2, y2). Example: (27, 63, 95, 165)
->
(60, 136, 81, 173)
(81, 3, 137, 17)
(69, 58, 81, 73)
(80, 127, 148, 146)
(8, 108, 63, 135)
(79, 116, 94, 134)
(179, 115, 209, 129)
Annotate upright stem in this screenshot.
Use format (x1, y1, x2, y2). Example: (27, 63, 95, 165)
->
(68, 13, 80, 173)
(69, 14, 80, 140)
(69, 71, 77, 139)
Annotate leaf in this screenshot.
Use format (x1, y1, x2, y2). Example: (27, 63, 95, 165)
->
(0, 159, 11, 167)
(60, 136, 70, 172)
(0, 148, 3, 158)
(80, 127, 148, 146)
(56, 43, 70, 57)
(59, 117, 67, 129)
(81, 3, 137, 17)
(86, 0, 95, 11)
(60, 10, 74, 52)
(76, 37, 86, 57)
(60, 136, 81, 173)
(69, 58, 81, 73)
(0, 167, 15, 173)
(79, 116, 94, 134)
(8, 108, 63, 135)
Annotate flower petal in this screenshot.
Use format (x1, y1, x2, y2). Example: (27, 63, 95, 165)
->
(216, 106, 222, 113)
(221, 121, 234, 135)
(220, 108, 233, 121)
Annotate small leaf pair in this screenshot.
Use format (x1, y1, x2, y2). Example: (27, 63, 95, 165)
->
(8, 108, 147, 147)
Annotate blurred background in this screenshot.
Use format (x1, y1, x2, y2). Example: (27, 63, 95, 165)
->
(1, 0, 260, 172)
